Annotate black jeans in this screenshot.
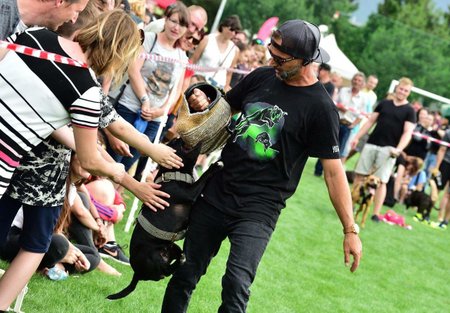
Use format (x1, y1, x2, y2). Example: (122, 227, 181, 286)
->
(162, 198, 273, 313)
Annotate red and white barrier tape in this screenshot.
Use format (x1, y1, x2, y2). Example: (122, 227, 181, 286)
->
(0, 40, 88, 68)
(336, 101, 450, 148)
(140, 52, 251, 74)
(412, 132, 450, 148)
(335, 102, 369, 118)
(0, 40, 250, 74)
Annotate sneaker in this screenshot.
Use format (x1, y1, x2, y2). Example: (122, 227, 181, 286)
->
(99, 242, 130, 265)
(429, 221, 447, 230)
(413, 213, 423, 223)
(371, 215, 380, 222)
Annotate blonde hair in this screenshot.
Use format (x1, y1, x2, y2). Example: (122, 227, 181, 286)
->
(398, 77, 414, 87)
(75, 9, 141, 87)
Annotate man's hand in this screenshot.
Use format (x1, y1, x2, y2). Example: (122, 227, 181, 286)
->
(431, 167, 440, 177)
(188, 88, 210, 111)
(350, 138, 359, 151)
(390, 147, 401, 158)
(343, 233, 362, 272)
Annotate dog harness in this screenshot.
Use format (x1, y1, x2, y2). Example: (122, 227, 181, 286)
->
(137, 213, 187, 241)
(154, 171, 194, 184)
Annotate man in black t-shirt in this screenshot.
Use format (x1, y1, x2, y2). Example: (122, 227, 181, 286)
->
(162, 20, 362, 313)
(350, 78, 416, 221)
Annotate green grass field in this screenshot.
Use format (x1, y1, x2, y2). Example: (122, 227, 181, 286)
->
(2, 157, 449, 313)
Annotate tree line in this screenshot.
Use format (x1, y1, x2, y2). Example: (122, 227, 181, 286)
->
(185, 0, 450, 105)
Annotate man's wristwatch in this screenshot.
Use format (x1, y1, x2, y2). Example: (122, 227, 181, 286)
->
(343, 224, 360, 235)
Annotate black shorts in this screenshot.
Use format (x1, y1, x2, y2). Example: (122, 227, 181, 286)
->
(0, 194, 62, 253)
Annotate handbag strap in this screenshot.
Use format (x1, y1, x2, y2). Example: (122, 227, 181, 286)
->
(114, 32, 158, 106)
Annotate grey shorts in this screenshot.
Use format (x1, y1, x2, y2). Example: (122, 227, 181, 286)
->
(354, 143, 397, 183)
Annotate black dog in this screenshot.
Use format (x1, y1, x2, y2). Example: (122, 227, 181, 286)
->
(107, 138, 222, 300)
(404, 190, 434, 220)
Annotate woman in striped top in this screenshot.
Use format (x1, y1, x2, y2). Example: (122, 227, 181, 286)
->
(0, 10, 141, 308)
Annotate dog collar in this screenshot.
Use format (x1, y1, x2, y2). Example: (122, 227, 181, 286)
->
(154, 171, 194, 184)
(137, 213, 186, 242)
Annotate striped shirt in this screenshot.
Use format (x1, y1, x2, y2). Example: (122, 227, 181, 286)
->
(0, 27, 101, 196)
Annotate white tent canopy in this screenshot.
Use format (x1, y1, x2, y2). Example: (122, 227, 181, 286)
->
(320, 33, 359, 80)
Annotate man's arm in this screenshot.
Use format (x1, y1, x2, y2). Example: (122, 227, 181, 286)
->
(433, 145, 447, 173)
(350, 112, 379, 150)
(395, 121, 415, 152)
(321, 158, 362, 272)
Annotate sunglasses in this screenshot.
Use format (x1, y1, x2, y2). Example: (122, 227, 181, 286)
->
(187, 29, 205, 45)
(139, 28, 145, 45)
(267, 43, 297, 66)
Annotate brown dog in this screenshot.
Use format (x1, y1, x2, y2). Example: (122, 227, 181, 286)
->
(352, 175, 381, 228)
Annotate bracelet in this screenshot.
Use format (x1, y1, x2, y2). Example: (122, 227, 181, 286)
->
(140, 94, 149, 104)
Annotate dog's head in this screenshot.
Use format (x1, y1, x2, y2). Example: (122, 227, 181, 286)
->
(130, 241, 186, 282)
(364, 175, 381, 195)
(176, 82, 232, 154)
(107, 241, 185, 300)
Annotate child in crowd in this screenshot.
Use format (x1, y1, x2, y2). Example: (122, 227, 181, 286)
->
(398, 156, 427, 205)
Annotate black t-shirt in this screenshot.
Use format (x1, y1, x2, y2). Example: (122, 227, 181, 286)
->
(404, 124, 430, 160)
(367, 99, 416, 147)
(428, 126, 447, 154)
(202, 67, 340, 229)
(322, 81, 335, 97)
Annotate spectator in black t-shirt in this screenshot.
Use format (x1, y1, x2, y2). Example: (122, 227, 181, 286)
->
(161, 19, 362, 313)
(394, 108, 432, 199)
(350, 78, 416, 221)
(314, 62, 335, 176)
(424, 114, 447, 178)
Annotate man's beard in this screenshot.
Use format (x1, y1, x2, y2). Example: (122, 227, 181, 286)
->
(278, 64, 301, 81)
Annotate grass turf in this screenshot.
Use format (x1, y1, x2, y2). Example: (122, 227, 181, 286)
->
(1, 157, 449, 312)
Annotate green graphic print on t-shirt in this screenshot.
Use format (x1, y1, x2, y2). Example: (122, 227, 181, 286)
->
(231, 102, 287, 161)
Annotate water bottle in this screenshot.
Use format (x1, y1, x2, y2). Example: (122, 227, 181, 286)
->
(47, 266, 68, 281)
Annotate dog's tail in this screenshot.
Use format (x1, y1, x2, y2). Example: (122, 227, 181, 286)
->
(106, 274, 140, 300)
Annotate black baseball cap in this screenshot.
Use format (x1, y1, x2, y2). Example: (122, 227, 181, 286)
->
(272, 20, 330, 65)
